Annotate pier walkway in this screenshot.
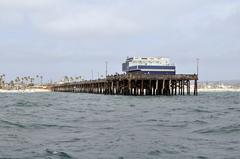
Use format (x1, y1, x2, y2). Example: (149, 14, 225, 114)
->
(52, 73, 198, 96)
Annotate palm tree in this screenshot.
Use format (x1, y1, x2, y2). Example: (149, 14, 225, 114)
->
(0, 74, 2, 86)
(40, 76, 43, 85)
(10, 80, 14, 87)
(74, 77, 78, 82)
(24, 77, 28, 85)
(36, 75, 39, 85)
(15, 77, 21, 89)
(0, 75, 2, 89)
(16, 77, 20, 83)
(30, 78, 34, 86)
(70, 77, 74, 82)
(79, 76, 82, 81)
(2, 74, 5, 81)
(64, 76, 69, 83)
(21, 77, 24, 84)
(0, 74, 4, 86)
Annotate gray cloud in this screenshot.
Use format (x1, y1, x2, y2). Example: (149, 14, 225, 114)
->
(0, 0, 240, 81)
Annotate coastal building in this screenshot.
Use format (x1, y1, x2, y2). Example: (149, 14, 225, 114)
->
(122, 57, 176, 75)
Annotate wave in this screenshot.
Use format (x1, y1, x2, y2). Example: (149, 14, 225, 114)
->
(197, 156, 209, 159)
(156, 122, 188, 128)
(148, 149, 179, 156)
(193, 124, 240, 134)
(0, 119, 26, 128)
(191, 108, 212, 113)
(148, 150, 162, 156)
(46, 149, 73, 159)
(16, 101, 38, 107)
(0, 118, 74, 130)
(193, 120, 208, 125)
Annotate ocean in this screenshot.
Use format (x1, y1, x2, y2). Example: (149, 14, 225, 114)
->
(0, 92, 240, 159)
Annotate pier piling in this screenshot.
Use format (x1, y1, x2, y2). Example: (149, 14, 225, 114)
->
(52, 73, 198, 96)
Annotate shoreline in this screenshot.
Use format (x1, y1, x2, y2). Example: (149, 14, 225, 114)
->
(1, 88, 239, 93)
(198, 88, 240, 92)
(0, 89, 51, 93)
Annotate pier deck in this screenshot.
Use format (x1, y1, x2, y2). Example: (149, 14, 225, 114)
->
(52, 73, 198, 96)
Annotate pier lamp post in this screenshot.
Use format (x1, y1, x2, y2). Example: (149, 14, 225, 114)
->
(40, 76, 43, 85)
(105, 61, 108, 77)
(196, 58, 199, 75)
(91, 70, 93, 80)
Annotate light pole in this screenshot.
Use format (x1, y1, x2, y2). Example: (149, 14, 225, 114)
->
(105, 61, 108, 77)
(91, 70, 93, 80)
(40, 76, 43, 85)
(197, 58, 199, 75)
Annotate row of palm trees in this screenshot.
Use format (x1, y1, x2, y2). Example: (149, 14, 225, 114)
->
(1, 73, 103, 89)
(59, 74, 108, 84)
(61, 76, 84, 83)
(12, 75, 43, 86)
(0, 74, 6, 88)
(0, 74, 44, 89)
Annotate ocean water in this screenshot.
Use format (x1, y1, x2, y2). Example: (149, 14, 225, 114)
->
(0, 92, 240, 159)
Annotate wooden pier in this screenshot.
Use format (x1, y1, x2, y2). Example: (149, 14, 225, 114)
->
(52, 73, 198, 96)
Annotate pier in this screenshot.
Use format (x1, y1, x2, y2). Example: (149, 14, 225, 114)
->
(52, 73, 198, 96)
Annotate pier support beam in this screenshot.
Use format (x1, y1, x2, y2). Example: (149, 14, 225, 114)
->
(162, 80, 165, 95)
(194, 80, 198, 96)
(183, 80, 185, 96)
(141, 80, 144, 96)
(156, 80, 159, 96)
(52, 74, 198, 97)
(187, 80, 190, 95)
(128, 80, 132, 95)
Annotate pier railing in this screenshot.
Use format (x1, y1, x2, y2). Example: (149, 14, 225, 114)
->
(106, 73, 198, 81)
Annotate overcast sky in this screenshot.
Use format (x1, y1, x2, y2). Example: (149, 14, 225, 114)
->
(0, 0, 240, 81)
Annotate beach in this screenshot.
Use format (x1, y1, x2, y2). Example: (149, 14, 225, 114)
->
(0, 88, 51, 93)
(198, 88, 240, 92)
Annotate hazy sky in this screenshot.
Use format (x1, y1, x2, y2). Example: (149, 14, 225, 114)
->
(0, 0, 240, 81)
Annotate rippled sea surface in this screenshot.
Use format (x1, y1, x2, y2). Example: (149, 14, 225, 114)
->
(0, 92, 240, 159)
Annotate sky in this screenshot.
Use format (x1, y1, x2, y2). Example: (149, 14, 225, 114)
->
(0, 0, 240, 82)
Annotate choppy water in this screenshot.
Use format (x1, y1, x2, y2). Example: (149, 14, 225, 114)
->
(0, 92, 240, 159)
